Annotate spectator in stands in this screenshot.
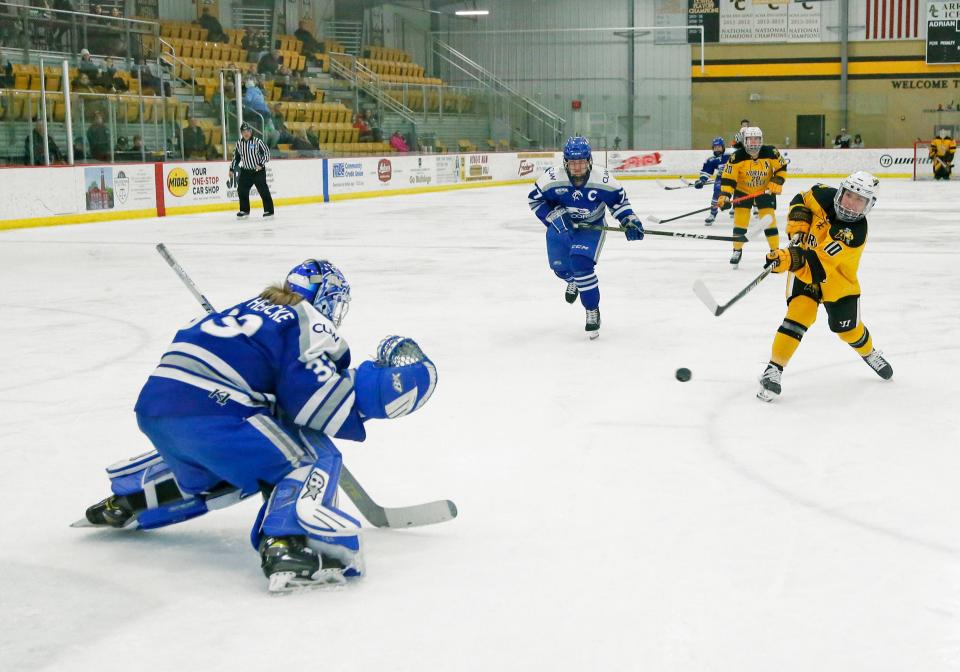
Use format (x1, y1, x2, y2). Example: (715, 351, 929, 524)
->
(0, 51, 12, 88)
(109, 6, 121, 19)
(294, 20, 320, 54)
(182, 117, 207, 159)
(851, 134, 864, 149)
(87, 110, 110, 161)
(242, 78, 270, 118)
(268, 102, 294, 146)
(78, 48, 99, 76)
(280, 75, 310, 102)
(24, 117, 63, 165)
(72, 71, 98, 93)
(291, 128, 315, 151)
(98, 55, 126, 91)
(389, 131, 409, 153)
(833, 128, 852, 148)
(368, 110, 383, 142)
(257, 49, 280, 76)
(353, 112, 372, 142)
(134, 56, 169, 96)
(195, 7, 226, 44)
(51, 0, 73, 50)
(131, 134, 144, 153)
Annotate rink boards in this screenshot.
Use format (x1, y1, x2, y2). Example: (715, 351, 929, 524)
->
(0, 146, 917, 230)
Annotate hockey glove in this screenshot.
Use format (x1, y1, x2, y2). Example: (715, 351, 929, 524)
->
(786, 205, 813, 239)
(717, 194, 732, 210)
(622, 215, 644, 241)
(694, 179, 706, 189)
(764, 246, 804, 273)
(546, 209, 573, 243)
(768, 182, 783, 195)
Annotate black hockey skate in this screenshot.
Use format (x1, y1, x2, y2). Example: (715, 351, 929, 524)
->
(585, 308, 600, 340)
(862, 349, 893, 380)
(757, 363, 782, 402)
(80, 495, 139, 528)
(565, 281, 579, 304)
(729, 249, 742, 267)
(260, 535, 354, 593)
(704, 214, 716, 225)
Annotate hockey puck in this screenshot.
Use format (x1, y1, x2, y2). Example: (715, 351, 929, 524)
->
(675, 368, 692, 382)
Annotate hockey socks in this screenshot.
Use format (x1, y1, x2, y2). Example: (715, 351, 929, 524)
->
(837, 323, 873, 357)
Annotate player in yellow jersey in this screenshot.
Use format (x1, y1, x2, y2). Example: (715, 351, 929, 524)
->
(757, 171, 892, 402)
(929, 128, 957, 180)
(717, 126, 787, 267)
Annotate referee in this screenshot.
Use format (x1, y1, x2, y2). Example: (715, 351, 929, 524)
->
(229, 122, 274, 218)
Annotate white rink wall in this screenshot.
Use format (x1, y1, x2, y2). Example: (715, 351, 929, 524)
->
(0, 147, 922, 230)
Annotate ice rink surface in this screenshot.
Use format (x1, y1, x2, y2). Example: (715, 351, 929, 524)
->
(1, 176, 958, 671)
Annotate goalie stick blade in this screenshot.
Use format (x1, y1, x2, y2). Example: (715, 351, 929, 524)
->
(338, 466, 458, 528)
(692, 279, 722, 316)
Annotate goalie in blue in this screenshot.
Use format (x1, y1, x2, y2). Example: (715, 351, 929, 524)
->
(694, 136, 729, 225)
(77, 259, 438, 592)
(527, 136, 643, 339)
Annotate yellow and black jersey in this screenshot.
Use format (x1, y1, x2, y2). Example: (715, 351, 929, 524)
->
(720, 145, 787, 202)
(929, 137, 957, 161)
(787, 184, 867, 302)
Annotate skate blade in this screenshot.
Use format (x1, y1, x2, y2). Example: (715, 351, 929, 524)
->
(268, 569, 349, 595)
(70, 517, 96, 528)
(587, 331, 600, 340)
(756, 387, 778, 402)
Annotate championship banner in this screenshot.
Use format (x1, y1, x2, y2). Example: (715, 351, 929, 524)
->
(720, 0, 821, 43)
(687, 0, 720, 44)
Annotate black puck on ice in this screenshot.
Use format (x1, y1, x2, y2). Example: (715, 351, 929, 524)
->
(675, 367, 692, 382)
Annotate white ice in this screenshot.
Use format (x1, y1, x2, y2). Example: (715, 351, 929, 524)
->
(1, 177, 958, 672)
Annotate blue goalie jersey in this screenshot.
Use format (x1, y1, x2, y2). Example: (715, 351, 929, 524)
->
(527, 164, 635, 227)
(134, 296, 365, 441)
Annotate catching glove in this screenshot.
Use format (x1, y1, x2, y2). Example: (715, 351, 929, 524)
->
(622, 214, 644, 241)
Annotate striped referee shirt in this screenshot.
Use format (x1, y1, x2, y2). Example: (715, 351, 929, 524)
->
(230, 136, 270, 171)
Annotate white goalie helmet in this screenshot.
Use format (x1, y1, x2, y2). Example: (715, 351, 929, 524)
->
(834, 171, 879, 222)
(742, 126, 763, 156)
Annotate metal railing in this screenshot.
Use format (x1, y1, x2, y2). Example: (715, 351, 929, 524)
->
(432, 39, 564, 149)
(329, 52, 418, 124)
(316, 21, 363, 56)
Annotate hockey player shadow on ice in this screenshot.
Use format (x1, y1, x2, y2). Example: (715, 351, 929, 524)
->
(73, 255, 450, 593)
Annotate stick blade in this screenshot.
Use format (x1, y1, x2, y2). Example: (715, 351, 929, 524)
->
(692, 279, 722, 316)
(384, 500, 458, 528)
(646, 215, 661, 225)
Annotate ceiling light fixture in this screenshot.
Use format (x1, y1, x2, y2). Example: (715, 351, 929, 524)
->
(455, 10, 489, 16)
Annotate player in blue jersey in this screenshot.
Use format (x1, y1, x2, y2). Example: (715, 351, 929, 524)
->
(78, 259, 438, 592)
(527, 136, 644, 339)
(694, 136, 729, 225)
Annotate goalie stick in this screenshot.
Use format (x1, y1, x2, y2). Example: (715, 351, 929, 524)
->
(154, 243, 457, 528)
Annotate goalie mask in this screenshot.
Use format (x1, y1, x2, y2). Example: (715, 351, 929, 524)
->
(742, 127, 763, 157)
(562, 136, 592, 187)
(286, 259, 351, 326)
(834, 171, 878, 222)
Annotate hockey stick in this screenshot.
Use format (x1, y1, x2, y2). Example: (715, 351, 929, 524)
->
(155, 243, 457, 528)
(692, 266, 773, 317)
(691, 234, 800, 317)
(679, 176, 717, 188)
(647, 189, 767, 225)
(586, 225, 746, 243)
(657, 178, 713, 191)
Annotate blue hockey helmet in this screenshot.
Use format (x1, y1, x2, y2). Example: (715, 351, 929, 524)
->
(562, 136, 592, 186)
(286, 259, 351, 326)
(712, 136, 725, 150)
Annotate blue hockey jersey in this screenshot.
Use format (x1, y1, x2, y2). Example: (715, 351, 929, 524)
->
(527, 164, 635, 227)
(134, 296, 365, 441)
(699, 153, 729, 182)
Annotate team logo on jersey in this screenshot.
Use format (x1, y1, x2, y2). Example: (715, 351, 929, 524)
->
(555, 188, 568, 195)
(208, 389, 230, 406)
(392, 372, 403, 393)
(834, 228, 855, 244)
(572, 190, 583, 200)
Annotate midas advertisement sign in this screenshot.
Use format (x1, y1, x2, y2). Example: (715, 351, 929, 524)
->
(166, 165, 226, 201)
